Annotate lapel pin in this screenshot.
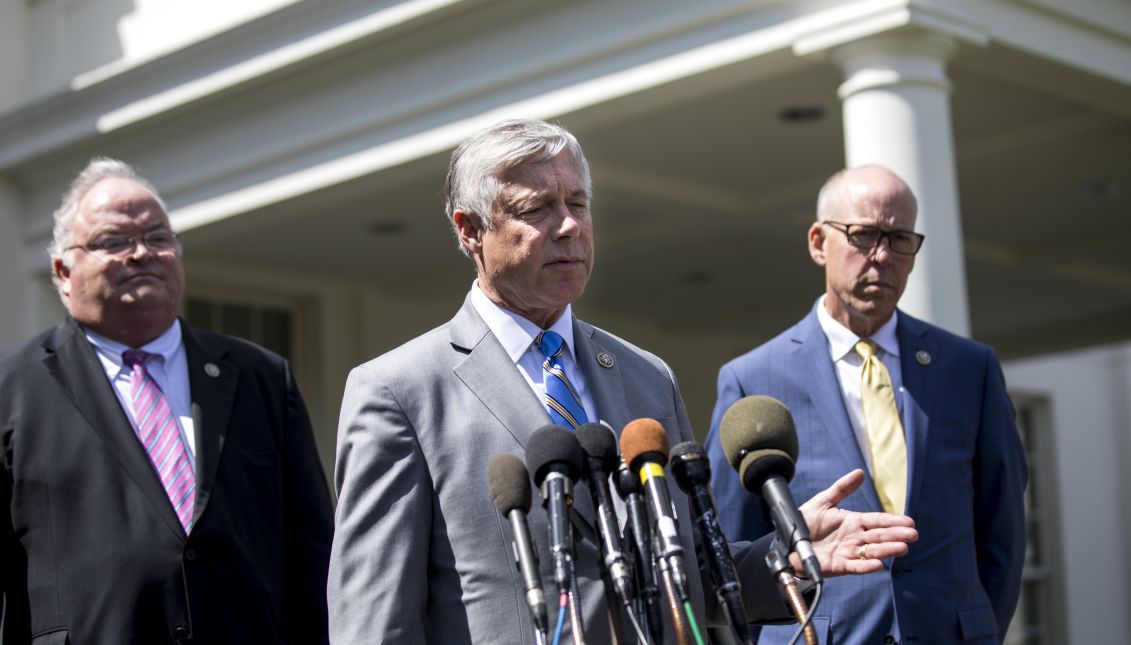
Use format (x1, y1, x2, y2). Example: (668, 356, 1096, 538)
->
(596, 352, 614, 369)
(915, 350, 931, 366)
(204, 363, 221, 378)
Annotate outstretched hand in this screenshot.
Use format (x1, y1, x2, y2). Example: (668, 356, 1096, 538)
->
(797, 469, 918, 576)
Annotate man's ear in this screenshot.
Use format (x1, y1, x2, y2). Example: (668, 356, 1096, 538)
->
(808, 222, 827, 267)
(452, 209, 484, 256)
(52, 257, 73, 299)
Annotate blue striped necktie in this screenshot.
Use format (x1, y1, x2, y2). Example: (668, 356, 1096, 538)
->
(536, 330, 588, 429)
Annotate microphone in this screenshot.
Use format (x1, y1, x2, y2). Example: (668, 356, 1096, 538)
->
(669, 441, 750, 643)
(614, 460, 664, 645)
(488, 453, 549, 638)
(719, 395, 822, 583)
(525, 425, 585, 596)
(574, 423, 634, 604)
(619, 418, 689, 601)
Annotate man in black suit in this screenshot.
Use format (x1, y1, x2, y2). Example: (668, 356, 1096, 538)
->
(0, 158, 334, 644)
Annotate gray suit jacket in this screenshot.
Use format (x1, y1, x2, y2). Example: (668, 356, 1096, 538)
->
(328, 297, 788, 644)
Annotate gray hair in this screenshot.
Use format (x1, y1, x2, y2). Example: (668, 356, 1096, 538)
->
(48, 157, 166, 286)
(815, 164, 916, 222)
(444, 119, 591, 256)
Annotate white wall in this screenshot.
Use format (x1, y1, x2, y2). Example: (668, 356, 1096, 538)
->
(0, 2, 29, 114)
(1004, 343, 1131, 644)
(0, 180, 28, 345)
(13, 0, 298, 109)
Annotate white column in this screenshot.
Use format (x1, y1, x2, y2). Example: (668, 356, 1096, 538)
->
(832, 32, 971, 336)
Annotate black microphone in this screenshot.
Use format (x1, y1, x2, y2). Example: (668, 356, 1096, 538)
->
(488, 453, 549, 637)
(619, 418, 690, 600)
(670, 441, 750, 643)
(575, 423, 634, 604)
(614, 460, 664, 645)
(526, 424, 585, 596)
(719, 395, 822, 583)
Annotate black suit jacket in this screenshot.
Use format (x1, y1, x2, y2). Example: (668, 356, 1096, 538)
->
(0, 318, 334, 645)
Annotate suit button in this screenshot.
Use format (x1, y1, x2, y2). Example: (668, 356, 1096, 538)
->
(173, 625, 191, 642)
(184, 549, 197, 561)
(884, 636, 897, 645)
(891, 565, 904, 578)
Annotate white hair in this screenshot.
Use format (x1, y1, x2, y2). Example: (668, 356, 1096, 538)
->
(443, 119, 591, 256)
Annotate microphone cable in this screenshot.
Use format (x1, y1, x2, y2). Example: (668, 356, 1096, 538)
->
(552, 592, 568, 645)
(681, 600, 706, 645)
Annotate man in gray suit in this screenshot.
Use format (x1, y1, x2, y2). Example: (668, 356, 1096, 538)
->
(328, 119, 919, 644)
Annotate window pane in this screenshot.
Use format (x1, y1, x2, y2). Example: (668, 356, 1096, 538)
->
(185, 298, 213, 330)
(259, 308, 292, 358)
(220, 303, 252, 339)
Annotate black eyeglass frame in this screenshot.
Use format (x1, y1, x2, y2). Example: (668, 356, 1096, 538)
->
(821, 221, 925, 256)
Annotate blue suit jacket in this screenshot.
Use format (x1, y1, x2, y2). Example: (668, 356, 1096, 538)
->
(705, 305, 1027, 644)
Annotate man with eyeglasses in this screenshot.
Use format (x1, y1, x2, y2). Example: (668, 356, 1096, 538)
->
(706, 165, 1027, 644)
(0, 158, 333, 644)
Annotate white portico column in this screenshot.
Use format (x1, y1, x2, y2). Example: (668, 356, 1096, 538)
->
(831, 32, 971, 336)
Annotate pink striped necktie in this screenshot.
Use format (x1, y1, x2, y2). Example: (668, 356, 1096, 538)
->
(123, 349, 195, 532)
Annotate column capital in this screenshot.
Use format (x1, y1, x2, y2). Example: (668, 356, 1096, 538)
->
(832, 31, 958, 99)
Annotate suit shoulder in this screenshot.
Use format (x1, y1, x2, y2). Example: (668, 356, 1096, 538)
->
(189, 327, 290, 372)
(347, 322, 453, 383)
(901, 314, 1000, 362)
(0, 325, 67, 374)
(585, 322, 672, 376)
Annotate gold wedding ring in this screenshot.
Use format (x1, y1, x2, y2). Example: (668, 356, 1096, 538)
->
(858, 544, 870, 560)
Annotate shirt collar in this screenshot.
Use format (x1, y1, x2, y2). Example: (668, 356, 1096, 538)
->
(84, 319, 183, 368)
(469, 282, 577, 364)
(815, 295, 900, 361)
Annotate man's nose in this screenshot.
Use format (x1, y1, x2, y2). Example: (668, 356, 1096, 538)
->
(554, 205, 582, 237)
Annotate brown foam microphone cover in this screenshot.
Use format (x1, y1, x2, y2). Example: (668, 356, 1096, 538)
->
(619, 418, 669, 471)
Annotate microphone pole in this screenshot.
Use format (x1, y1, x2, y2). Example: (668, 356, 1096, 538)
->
(488, 453, 549, 643)
(719, 396, 822, 582)
(620, 419, 698, 645)
(615, 462, 663, 645)
(719, 396, 824, 644)
(575, 423, 646, 644)
(766, 540, 817, 645)
(526, 425, 587, 645)
(669, 441, 750, 644)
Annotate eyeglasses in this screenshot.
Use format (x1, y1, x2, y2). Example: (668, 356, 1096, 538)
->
(66, 230, 180, 258)
(821, 221, 925, 256)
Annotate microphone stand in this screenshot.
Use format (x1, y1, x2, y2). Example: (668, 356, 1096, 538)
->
(656, 554, 692, 645)
(568, 563, 588, 645)
(765, 540, 817, 645)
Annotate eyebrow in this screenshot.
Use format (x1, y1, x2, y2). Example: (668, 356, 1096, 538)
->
(91, 224, 171, 237)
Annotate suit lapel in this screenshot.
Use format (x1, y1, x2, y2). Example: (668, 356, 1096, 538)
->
(795, 309, 883, 511)
(449, 299, 547, 450)
(182, 324, 238, 525)
(897, 313, 935, 518)
(42, 320, 185, 538)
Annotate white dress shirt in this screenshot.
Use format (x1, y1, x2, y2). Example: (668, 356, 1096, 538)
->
(84, 319, 197, 460)
(469, 282, 598, 424)
(815, 295, 904, 476)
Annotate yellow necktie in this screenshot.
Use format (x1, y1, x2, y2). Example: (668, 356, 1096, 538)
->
(855, 339, 907, 514)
